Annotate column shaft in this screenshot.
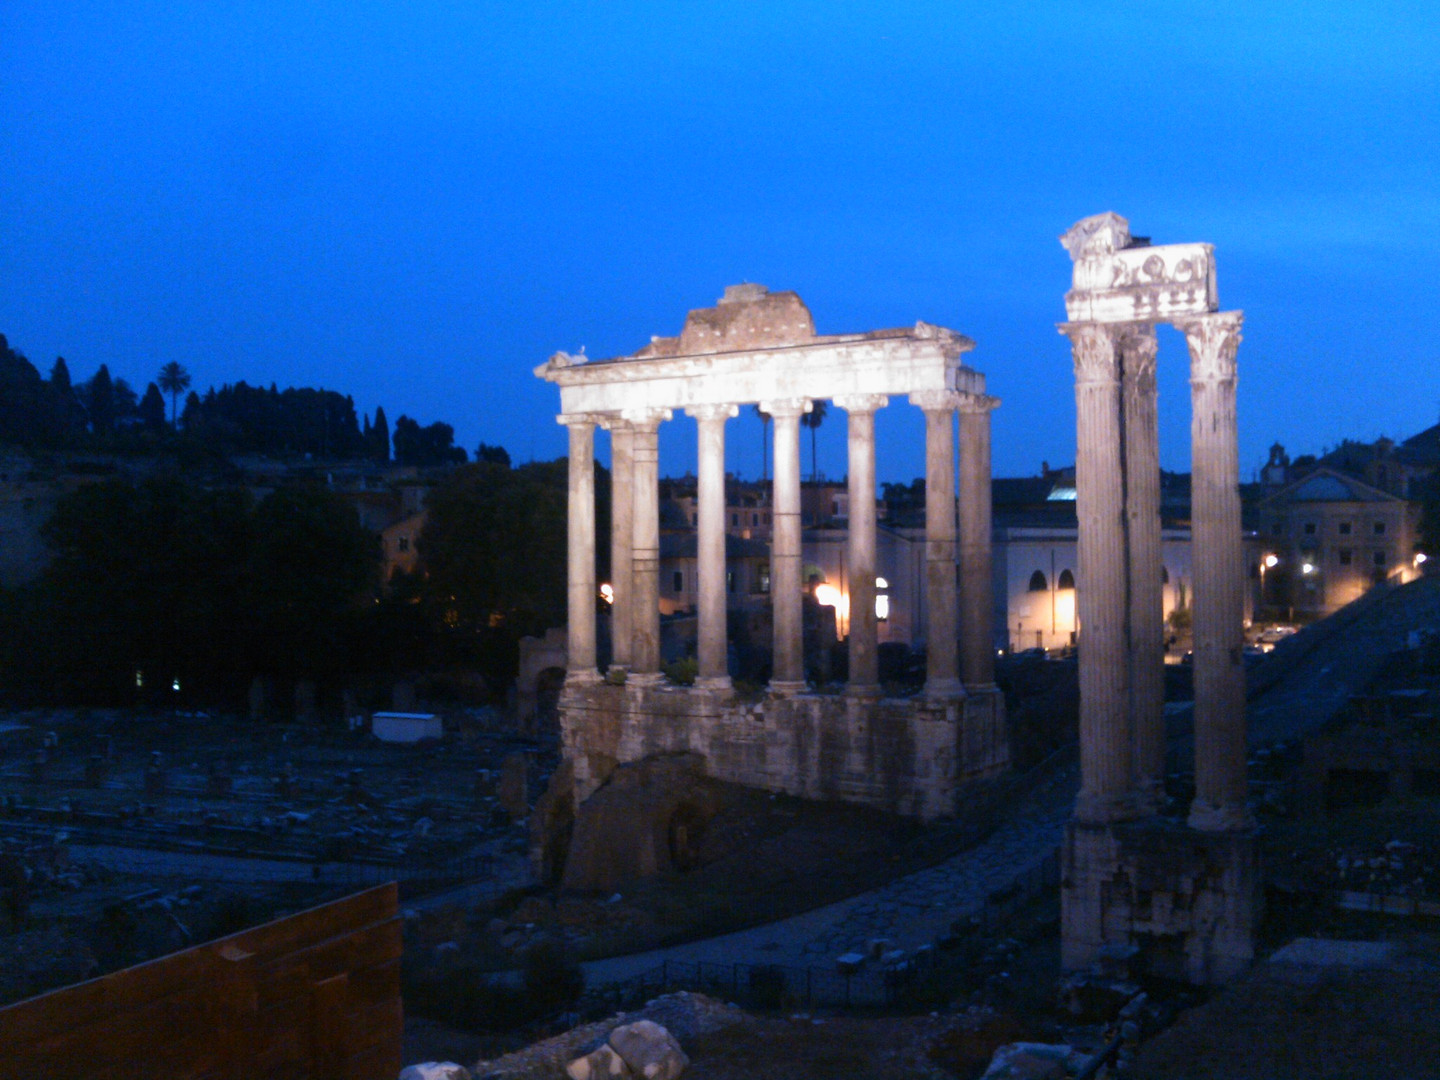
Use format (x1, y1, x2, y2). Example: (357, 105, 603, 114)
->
(562, 416, 600, 684)
(688, 404, 737, 689)
(1064, 323, 1132, 821)
(1121, 327, 1165, 804)
(959, 399, 997, 690)
(838, 395, 886, 696)
(627, 411, 668, 682)
(608, 422, 635, 672)
(767, 400, 809, 692)
(1183, 312, 1251, 831)
(917, 400, 961, 698)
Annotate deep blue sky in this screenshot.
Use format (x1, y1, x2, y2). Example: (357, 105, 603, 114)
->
(3, 3, 1438, 482)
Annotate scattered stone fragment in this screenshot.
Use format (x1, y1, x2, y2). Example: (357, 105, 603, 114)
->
(565, 1043, 630, 1080)
(399, 1063, 473, 1080)
(980, 1042, 1082, 1080)
(607, 1020, 687, 1080)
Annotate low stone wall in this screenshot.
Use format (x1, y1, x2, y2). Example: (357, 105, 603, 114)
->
(558, 682, 1009, 821)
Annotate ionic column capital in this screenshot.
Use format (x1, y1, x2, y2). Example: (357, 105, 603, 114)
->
(957, 393, 1001, 415)
(557, 412, 608, 429)
(685, 403, 740, 423)
(759, 398, 812, 419)
(908, 390, 964, 413)
(1059, 322, 1120, 385)
(833, 393, 888, 414)
(619, 406, 673, 431)
(1177, 310, 1244, 384)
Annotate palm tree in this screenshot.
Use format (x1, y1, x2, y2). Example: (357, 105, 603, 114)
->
(157, 362, 191, 428)
(802, 399, 828, 482)
(752, 403, 772, 481)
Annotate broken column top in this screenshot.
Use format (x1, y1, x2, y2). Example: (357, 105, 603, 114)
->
(1060, 213, 1218, 325)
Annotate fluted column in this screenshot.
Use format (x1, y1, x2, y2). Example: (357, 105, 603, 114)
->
(766, 398, 810, 693)
(560, 414, 601, 685)
(911, 392, 963, 700)
(688, 403, 737, 690)
(835, 395, 887, 696)
(958, 395, 998, 690)
(625, 408, 670, 684)
(1181, 311, 1251, 831)
(1120, 326, 1165, 807)
(605, 419, 635, 674)
(1062, 322, 1132, 822)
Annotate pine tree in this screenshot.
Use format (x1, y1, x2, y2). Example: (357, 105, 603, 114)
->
(87, 364, 116, 434)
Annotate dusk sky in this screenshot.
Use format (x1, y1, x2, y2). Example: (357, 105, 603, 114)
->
(3, 3, 1438, 482)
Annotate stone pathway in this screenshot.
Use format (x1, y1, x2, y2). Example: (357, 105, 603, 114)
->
(581, 762, 1076, 986)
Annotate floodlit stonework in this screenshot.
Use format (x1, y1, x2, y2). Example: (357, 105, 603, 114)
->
(1059, 213, 1257, 983)
(536, 285, 1008, 820)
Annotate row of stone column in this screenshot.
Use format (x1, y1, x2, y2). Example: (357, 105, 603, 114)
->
(1062, 311, 1249, 832)
(561, 393, 998, 699)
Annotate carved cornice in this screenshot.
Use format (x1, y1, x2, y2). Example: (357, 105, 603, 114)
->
(758, 398, 812, 419)
(1177, 311, 1244, 385)
(685, 403, 740, 423)
(833, 393, 889, 414)
(1059, 322, 1120, 386)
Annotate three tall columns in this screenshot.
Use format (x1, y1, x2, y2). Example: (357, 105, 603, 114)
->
(1062, 314, 1250, 831)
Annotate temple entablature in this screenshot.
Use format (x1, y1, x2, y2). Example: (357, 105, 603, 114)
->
(535, 284, 984, 417)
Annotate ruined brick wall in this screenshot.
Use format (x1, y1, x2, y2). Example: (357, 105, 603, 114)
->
(558, 683, 1008, 821)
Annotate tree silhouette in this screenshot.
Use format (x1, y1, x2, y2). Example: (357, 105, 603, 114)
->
(157, 362, 192, 428)
(139, 383, 166, 431)
(752, 404, 772, 482)
(87, 364, 115, 434)
(802, 399, 828, 482)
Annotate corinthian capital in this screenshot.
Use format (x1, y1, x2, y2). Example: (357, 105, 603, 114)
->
(1177, 311, 1244, 384)
(1059, 322, 1120, 385)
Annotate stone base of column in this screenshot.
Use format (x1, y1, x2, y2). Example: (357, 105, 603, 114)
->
(695, 675, 733, 693)
(564, 669, 603, 689)
(844, 682, 882, 700)
(1188, 798, 1255, 833)
(627, 671, 665, 688)
(605, 664, 629, 681)
(1061, 818, 1259, 986)
(767, 679, 808, 697)
(923, 677, 965, 702)
(1072, 790, 1140, 825)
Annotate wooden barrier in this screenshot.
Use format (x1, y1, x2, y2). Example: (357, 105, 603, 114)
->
(0, 882, 402, 1080)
